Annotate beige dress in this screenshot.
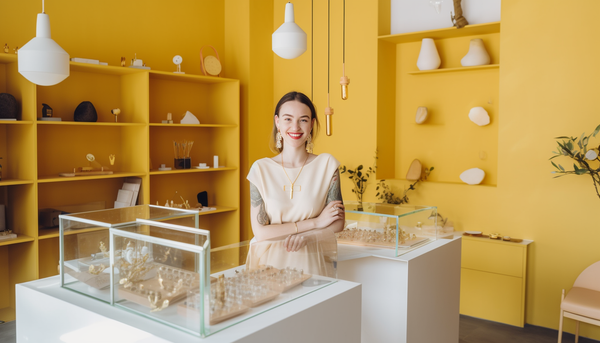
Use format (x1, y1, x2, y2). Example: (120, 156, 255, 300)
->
(246, 153, 340, 277)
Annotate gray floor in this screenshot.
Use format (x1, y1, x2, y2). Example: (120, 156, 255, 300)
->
(0, 315, 598, 342)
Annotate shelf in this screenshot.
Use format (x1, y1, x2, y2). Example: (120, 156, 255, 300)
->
(0, 234, 35, 247)
(0, 120, 33, 125)
(197, 206, 237, 216)
(37, 121, 146, 127)
(69, 62, 148, 76)
(149, 70, 237, 84)
(38, 172, 147, 183)
(390, 178, 497, 187)
(149, 123, 237, 128)
(150, 167, 236, 175)
(38, 226, 107, 240)
(0, 179, 34, 186)
(379, 22, 500, 44)
(407, 64, 499, 75)
(0, 54, 17, 64)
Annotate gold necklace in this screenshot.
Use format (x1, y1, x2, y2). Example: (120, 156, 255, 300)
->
(281, 153, 309, 199)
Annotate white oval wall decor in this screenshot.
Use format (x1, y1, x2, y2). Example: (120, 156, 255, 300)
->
(417, 38, 441, 71)
(415, 107, 428, 124)
(468, 107, 490, 126)
(460, 168, 485, 185)
(461, 38, 490, 67)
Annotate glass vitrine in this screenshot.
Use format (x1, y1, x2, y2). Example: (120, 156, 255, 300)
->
(338, 201, 444, 256)
(59, 205, 199, 303)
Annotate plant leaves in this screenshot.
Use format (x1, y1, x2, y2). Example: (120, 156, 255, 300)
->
(357, 165, 364, 170)
(555, 136, 570, 139)
(593, 124, 600, 137)
(559, 164, 565, 171)
(357, 171, 362, 177)
(551, 161, 560, 169)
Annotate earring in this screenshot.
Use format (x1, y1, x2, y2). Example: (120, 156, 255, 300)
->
(306, 133, 314, 153)
(276, 131, 283, 149)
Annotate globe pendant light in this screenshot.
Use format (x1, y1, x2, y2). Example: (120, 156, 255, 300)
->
(18, 0, 69, 86)
(272, 2, 307, 59)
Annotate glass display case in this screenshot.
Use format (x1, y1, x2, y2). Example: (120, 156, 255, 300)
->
(59, 205, 200, 303)
(60, 208, 338, 337)
(338, 201, 448, 256)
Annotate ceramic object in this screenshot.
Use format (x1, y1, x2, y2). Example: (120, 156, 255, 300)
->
(406, 159, 422, 181)
(74, 101, 97, 122)
(468, 107, 490, 126)
(180, 111, 200, 124)
(586, 150, 598, 160)
(416, 38, 441, 71)
(0, 93, 18, 119)
(461, 39, 490, 67)
(415, 107, 428, 124)
(460, 168, 485, 185)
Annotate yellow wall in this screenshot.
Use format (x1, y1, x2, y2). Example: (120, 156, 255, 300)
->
(0, 1, 225, 76)
(2, 0, 600, 339)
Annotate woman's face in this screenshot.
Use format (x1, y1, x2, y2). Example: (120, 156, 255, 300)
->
(275, 100, 314, 151)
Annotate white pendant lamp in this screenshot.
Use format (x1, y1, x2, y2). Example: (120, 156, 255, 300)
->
(272, 2, 307, 59)
(18, 0, 69, 86)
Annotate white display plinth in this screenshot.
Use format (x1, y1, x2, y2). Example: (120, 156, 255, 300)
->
(16, 276, 361, 343)
(338, 236, 461, 343)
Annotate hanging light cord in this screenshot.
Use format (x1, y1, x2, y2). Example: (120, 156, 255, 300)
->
(343, 0, 345, 65)
(327, 0, 330, 102)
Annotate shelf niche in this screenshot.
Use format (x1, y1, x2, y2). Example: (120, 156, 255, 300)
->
(377, 19, 500, 187)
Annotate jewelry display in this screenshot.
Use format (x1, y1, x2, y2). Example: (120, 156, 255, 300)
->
(88, 263, 106, 275)
(178, 265, 312, 325)
(173, 140, 193, 169)
(336, 222, 427, 248)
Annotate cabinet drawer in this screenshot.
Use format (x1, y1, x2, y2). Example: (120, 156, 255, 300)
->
(462, 238, 524, 277)
(460, 268, 524, 327)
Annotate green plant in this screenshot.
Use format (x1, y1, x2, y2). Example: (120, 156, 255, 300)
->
(339, 154, 377, 204)
(550, 124, 600, 199)
(376, 167, 434, 204)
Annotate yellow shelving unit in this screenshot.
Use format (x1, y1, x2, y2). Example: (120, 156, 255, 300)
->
(376, 4, 500, 186)
(0, 55, 240, 321)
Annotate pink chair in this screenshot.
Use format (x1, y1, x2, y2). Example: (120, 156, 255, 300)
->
(558, 261, 600, 343)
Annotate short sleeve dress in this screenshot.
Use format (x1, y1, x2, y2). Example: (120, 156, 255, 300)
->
(246, 153, 340, 277)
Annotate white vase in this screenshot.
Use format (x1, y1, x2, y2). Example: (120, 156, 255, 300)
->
(416, 38, 441, 71)
(461, 38, 490, 67)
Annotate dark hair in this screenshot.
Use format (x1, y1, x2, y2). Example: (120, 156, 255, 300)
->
(270, 91, 320, 154)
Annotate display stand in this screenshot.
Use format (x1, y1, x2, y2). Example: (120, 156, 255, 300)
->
(337, 235, 462, 343)
(16, 275, 361, 343)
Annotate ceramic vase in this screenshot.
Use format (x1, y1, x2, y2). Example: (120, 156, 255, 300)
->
(416, 38, 441, 71)
(461, 38, 490, 67)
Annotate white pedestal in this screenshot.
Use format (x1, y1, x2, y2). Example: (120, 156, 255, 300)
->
(16, 276, 361, 343)
(338, 237, 461, 343)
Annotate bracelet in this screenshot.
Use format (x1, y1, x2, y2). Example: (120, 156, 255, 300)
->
(293, 222, 299, 234)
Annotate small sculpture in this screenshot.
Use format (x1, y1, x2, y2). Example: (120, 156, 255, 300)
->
(74, 101, 98, 122)
(460, 168, 485, 185)
(3, 44, 8, 53)
(13, 46, 18, 54)
(461, 39, 490, 67)
(180, 111, 200, 124)
(173, 55, 184, 74)
(451, 0, 469, 28)
(111, 108, 120, 122)
(0, 93, 19, 119)
(109, 154, 115, 166)
(468, 107, 490, 126)
(415, 107, 428, 124)
(120, 57, 126, 67)
(42, 103, 53, 117)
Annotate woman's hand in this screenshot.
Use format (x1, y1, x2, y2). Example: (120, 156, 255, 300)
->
(315, 201, 345, 229)
(283, 234, 307, 252)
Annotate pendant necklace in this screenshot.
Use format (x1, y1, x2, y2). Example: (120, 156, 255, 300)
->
(281, 152, 309, 199)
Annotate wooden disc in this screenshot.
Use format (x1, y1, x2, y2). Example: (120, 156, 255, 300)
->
(204, 55, 222, 76)
(406, 159, 422, 181)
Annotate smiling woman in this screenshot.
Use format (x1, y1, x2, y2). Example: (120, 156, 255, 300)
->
(245, 91, 344, 277)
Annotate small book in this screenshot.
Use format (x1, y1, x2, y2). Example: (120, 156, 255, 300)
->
(114, 201, 130, 209)
(70, 57, 100, 64)
(116, 189, 134, 205)
(38, 117, 62, 121)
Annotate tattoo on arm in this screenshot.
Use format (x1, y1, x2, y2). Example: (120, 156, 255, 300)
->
(326, 169, 343, 204)
(250, 182, 270, 225)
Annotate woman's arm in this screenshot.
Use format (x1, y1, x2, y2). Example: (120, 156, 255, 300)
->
(323, 169, 345, 234)
(249, 178, 344, 242)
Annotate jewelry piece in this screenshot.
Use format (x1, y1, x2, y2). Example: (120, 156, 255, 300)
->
(109, 154, 115, 166)
(280, 153, 309, 199)
(89, 264, 106, 275)
(293, 222, 299, 234)
(99, 241, 110, 258)
(306, 133, 314, 153)
(149, 293, 169, 312)
(276, 131, 283, 149)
